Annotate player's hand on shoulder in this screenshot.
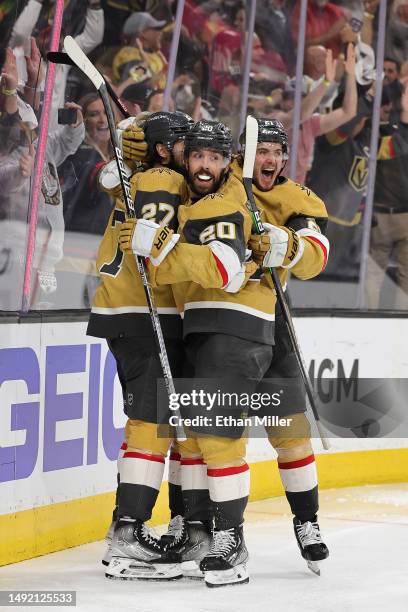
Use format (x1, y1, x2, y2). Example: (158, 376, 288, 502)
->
(118, 218, 180, 266)
(98, 159, 132, 196)
(122, 123, 148, 163)
(117, 114, 150, 168)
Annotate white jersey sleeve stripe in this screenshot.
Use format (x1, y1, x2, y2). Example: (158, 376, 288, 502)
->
(296, 227, 330, 268)
(208, 240, 242, 287)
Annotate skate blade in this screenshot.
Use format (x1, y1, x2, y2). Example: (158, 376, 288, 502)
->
(306, 560, 320, 576)
(204, 564, 249, 588)
(181, 560, 204, 580)
(105, 557, 182, 581)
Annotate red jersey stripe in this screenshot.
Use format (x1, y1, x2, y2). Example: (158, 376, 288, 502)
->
(307, 235, 328, 270)
(120, 442, 128, 451)
(278, 454, 315, 470)
(169, 452, 181, 461)
(181, 457, 206, 466)
(212, 253, 229, 286)
(123, 451, 165, 463)
(207, 463, 249, 477)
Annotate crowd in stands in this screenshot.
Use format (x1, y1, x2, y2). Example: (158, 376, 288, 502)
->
(0, 0, 408, 310)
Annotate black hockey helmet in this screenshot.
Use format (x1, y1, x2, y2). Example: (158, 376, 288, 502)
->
(144, 111, 194, 161)
(240, 118, 289, 159)
(184, 120, 233, 159)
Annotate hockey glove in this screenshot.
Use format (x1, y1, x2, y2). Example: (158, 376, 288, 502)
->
(118, 218, 180, 266)
(223, 259, 258, 293)
(117, 114, 149, 168)
(98, 159, 132, 197)
(249, 222, 303, 268)
(122, 124, 148, 163)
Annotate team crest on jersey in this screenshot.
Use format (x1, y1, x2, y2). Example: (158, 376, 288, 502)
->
(296, 183, 311, 197)
(203, 192, 224, 200)
(349, 156, 369, 192)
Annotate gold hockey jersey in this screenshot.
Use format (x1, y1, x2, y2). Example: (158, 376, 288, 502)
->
(231, 159, 329, 290)
(87, 167, 188, 339)
(149, 172, 278, 345)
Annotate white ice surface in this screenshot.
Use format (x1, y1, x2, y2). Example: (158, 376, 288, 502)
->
(1, 484, 408, 612)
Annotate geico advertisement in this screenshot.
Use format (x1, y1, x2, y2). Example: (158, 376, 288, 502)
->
(0, 323, 125, 515)
(0, 318, 407, 515)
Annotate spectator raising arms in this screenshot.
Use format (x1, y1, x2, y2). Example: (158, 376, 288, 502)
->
(270, 43, 357, 184)
(0, 47, 18, 117)
(9, 0, 104, 129)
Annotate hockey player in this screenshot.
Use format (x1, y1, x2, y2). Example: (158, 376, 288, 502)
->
(153, 119, 331, 578)
(233, 118, 330, 574)
(118, 120, 282, 587)
(88, 111, 194, 580)
(91, 113, 210, 565)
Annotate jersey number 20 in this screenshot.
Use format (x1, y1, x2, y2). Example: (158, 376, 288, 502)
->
(199, 221, 236, 244)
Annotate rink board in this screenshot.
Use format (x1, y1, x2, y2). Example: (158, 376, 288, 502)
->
(1, 316, 408, 566)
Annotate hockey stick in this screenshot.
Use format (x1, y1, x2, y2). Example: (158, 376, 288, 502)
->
(243, 115, 330, 450)
(47, 51, 130, 118)
(62, 36, 186, 441)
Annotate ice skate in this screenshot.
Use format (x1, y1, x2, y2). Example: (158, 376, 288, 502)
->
(169, 520, 212, 579)
(293, 516, 329, 575)
(102, 520, 115, 567)
(105, 519, 182, 581)
(200, 525, 249, 587)
(161, 515, 188, 549)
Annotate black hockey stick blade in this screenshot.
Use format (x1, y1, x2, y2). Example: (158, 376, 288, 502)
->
(48, 46, 129, 118)
(47, 51, 75, 66)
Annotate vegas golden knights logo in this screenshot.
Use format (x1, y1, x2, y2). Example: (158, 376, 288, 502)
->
(151, 167, 172, 175)
(348, 156, 369, 192)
